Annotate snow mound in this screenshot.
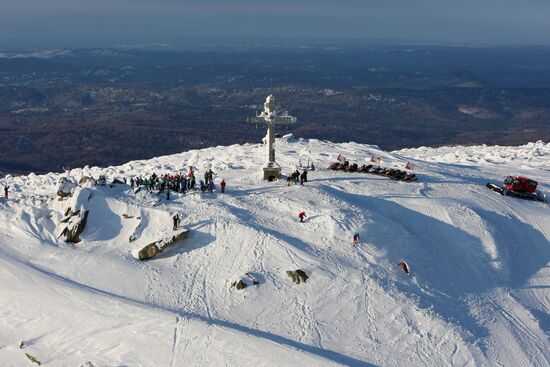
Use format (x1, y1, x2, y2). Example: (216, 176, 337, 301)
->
(396, 140, 550, 168)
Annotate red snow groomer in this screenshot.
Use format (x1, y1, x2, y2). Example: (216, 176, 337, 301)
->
(486, 176, 547, 202)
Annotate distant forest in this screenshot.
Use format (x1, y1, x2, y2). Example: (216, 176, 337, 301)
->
(1, 45, 550, 174)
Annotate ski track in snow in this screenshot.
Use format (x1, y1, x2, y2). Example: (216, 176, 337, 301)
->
(0, 137, 549, 366)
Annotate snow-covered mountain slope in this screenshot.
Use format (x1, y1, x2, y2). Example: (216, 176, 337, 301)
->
(0, 137, 549, 366)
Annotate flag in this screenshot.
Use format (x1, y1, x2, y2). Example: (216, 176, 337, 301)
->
(405, 162, 417, 170)
(370, 155, 382, 163)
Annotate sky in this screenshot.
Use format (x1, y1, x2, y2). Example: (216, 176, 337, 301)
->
(1, 0, 549, 49)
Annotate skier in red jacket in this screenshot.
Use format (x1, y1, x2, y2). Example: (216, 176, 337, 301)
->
(398, 260, 410, 275)
(298, 211, 306, 222)
(220, 179, 226, 193)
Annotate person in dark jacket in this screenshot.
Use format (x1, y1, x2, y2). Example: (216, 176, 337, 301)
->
(173, 213, 180, 230)
(3, 185, 8, 199)
(293, 170, 300, 184)
(300, 171, 307, 185)
(352, 233, 360, 246)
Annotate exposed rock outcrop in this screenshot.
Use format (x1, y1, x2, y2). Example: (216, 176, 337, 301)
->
(138, 230, 189, 260)
(286, 269, 309, 284)
(231, 273, 259, 290)
(56, 176, 77, 197)
(61, 208, 89, 243)
(78, 176, 96, 186)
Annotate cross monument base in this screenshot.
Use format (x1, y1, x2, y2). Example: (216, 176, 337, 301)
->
(263, 166, 282, 181)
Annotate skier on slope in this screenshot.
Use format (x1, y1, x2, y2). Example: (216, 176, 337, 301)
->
(220, 179, 226, 193)
(298, 211, 306, 223)
(352, 233, 360, 246)
(398, 260, 410, 276)
(3, 185, 8, 200)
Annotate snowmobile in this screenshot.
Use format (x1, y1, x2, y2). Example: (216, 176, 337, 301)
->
(346, 163, 358, 172)
(329, 161, 417, 182)
(328, 161, 350, 171)
(403, 173, 417, 182)
(486, 176, 547, 202)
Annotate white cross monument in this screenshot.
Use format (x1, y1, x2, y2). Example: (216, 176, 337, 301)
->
(248, 95, 297, 180)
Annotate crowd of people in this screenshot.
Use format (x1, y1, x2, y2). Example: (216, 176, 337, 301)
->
(128, 167, 310, 196)
(130, 172, 193, 194)
(129, 168, 223, 197)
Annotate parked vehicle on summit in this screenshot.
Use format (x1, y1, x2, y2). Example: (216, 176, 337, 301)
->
(486, 176, 547, 202)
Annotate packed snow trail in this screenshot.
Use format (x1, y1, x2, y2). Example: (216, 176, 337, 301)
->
(0, 137, 549, 366)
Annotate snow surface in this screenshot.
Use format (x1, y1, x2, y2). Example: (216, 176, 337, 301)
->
(1, 137, 549, 366)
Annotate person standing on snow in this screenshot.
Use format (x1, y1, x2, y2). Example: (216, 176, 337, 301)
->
(173, 213, 180, 230)
(220, 179, 226, 193)
(3, 185, 8, 200)
(398, 260, 410, 276)
(298, 211, 306, 223)
(181, 177, 187, 193)
(352, 233, 360, 246)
